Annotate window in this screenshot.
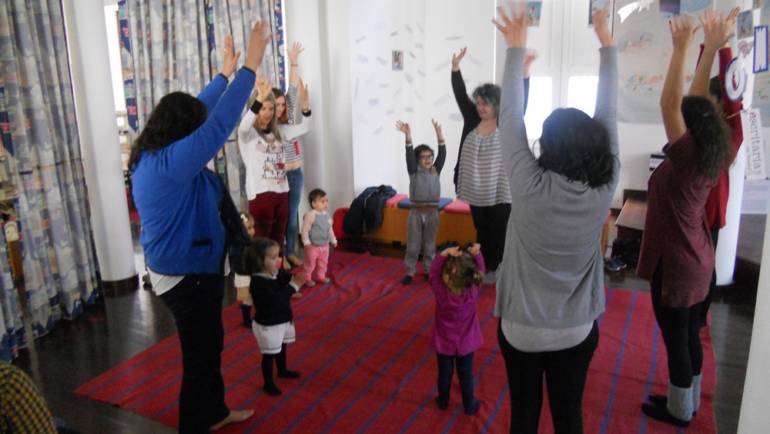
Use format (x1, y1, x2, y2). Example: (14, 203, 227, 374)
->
(524, 76, 552, 141)
(567, 75, 598, 116)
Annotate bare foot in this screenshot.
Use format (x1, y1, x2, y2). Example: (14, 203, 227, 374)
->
(210, 409, 254, 431)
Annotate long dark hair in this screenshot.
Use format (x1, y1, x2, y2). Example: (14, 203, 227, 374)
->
(128, 92, 207, 170)
(242, 237, 279, 274)
(681, 96, 733, 179)
(538, 108, 614, 188)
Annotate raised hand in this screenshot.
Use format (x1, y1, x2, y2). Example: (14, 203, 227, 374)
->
(451, 47, 467, 71)
(395, 120, 412, 142)
(255, 75, 272, 101)
(468, 243, 481, 256)
(431, 118, 444, 142)
(441, 246, 462, 257)
(289, 42, 304, 66)
(221, 35, 240, 77)
(592, 7, 614, 47)
(244, 20, 272, 72)
(493, 4, 528, 49)
(669, 14, 697, 52)
(299, 77, 310, 111)
(701, 8, 737, 51)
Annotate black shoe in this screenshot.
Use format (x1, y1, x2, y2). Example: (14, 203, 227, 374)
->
(263, 382, 282, 396)
(647, 395, 698, 416)
(604, 257, 627, 272)
(277, 370, 301, 379)
(401, 275, 413, 285)
(435, 397, 448, 410)
(464, 399, 481, 415)
(641, 402, 690, 427)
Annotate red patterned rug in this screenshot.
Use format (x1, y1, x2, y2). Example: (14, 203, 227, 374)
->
(76, 251, 716, 433)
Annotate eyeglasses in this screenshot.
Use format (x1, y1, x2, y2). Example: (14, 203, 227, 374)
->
(419, 155, 434, 161)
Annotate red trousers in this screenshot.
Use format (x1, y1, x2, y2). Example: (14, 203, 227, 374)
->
(249, 192, 289, 251)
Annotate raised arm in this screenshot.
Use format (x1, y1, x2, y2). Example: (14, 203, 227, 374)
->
(451, 47, 481, 125)
(197, 35, 240, 111)
(495, 5, 540, 192)
(591, 8, 619, 174)
(397, 121, 417, 175)
(281, 79, 312, 139)
(661, 15, 696, 145)
(690, 8, 738, 98)
(432, 119, 447, 173)
(161, 22, 270, 180)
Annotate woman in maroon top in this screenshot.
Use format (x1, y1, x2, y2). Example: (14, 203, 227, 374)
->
(637, 11, 735, 427)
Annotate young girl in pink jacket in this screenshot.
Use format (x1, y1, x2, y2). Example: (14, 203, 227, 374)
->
(429, 243, 484, 415)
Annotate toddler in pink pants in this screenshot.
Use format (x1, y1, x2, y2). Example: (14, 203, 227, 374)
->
(301, 188, 337, 287)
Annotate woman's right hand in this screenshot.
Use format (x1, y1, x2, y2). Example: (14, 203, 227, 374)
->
(493, 4, 527, 49)
(701, 7, 739, 52)
(255, 76, 271, 102)
(288, 42, 304, 66)
(669, 14, 697, 53)
(244, 20, 272, 72)
(592, 7, 614, 47)
(451, 47, 467, 71)
(395, 121, 412, 143)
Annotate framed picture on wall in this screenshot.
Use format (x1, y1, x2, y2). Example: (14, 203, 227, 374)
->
(738, 10, 754, 40)
(659, 0, 681, 15)
(589, 0, 614, 26)
(527, 1, 542, 27)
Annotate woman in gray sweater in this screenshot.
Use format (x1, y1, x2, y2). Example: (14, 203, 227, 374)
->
(493, 6, 618, 434)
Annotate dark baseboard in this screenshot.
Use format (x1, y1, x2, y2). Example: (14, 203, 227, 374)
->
(101, 274, 139, 297)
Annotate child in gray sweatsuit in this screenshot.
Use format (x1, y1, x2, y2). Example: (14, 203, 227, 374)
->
(396, 119, 446, 285)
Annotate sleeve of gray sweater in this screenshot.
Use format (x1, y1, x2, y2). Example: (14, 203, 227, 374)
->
(500, 47, 618, 196)
(499, 47, 538, 195)
(593, 47, 620, 188)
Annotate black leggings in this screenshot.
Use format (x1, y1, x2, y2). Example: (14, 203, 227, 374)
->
(261, 343, 290, 384)
(650, 265, 704, 387)
(700, 229, 719, 325)
(470, 203, 511, 272)
(498, 321, 599, 434)
(437, 353, 475, 410)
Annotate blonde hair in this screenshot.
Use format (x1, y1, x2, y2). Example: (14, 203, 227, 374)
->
(253, 92, 282, 142)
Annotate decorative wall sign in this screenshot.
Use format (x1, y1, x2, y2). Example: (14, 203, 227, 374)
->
(755, 25, 769, 73)
(726, 58, 748, 101)
(741, 109, 768, 180)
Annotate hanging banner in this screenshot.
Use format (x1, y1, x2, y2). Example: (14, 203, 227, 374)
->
(741, 109, 768, 180)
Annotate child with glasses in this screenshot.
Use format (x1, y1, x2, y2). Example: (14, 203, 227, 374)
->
(395, 119, 446, 285)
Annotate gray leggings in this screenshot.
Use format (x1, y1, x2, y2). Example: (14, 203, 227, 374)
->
(404, 208, 439, 275)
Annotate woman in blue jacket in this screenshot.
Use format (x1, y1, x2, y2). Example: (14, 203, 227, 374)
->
(129, 22, 270, 433)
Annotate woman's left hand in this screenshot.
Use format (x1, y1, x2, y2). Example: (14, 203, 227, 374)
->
(299, 78, 310, 112)
(221, 35, 240, 77)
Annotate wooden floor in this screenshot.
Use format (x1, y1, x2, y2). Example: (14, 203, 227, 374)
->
(10, 240, 755, 434)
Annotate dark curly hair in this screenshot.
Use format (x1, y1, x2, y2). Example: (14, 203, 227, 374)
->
(681, 96, 734, 179)
(472, 83, 501, 116)
(442, 253, 482, 293)
(242, 237, 279, 274)
(128, 92, 207, 170)
(413, 144, 434, 161)
(538, 108, 615, 188)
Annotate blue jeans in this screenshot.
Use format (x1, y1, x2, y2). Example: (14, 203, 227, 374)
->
(286, 168, 304, 256)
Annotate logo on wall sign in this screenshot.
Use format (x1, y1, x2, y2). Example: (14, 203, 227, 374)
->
(726, 58, 748, 102)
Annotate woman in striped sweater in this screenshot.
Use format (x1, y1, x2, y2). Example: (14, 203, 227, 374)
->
(450, 46, 535, 282)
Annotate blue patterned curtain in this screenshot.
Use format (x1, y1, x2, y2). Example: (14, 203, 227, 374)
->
(119, 0, 286, 210)
(0, 0, 99, 354)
